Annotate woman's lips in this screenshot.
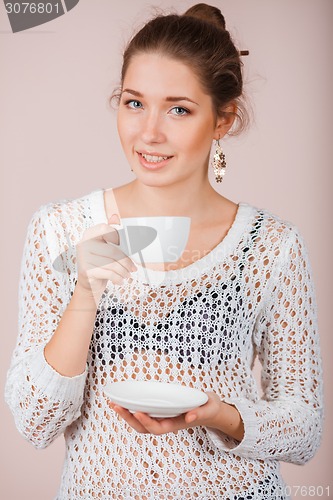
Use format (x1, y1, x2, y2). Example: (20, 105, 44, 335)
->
(137, 152, 173, 170)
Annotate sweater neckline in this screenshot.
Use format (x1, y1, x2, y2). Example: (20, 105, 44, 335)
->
(90, 188, 256, 285)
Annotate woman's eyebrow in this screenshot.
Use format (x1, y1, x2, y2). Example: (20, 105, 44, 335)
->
(122, 88, 199, 105)
(165, 96, 199, 105)
(122, 88, 143, 97)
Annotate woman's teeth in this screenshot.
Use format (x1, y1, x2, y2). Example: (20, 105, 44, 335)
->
(141, 153, 170, 163)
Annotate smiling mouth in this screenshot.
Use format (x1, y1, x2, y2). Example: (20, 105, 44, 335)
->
(138, 152, 173, 163)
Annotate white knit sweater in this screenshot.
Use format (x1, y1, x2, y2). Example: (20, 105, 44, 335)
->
(5, 188, 323, 500)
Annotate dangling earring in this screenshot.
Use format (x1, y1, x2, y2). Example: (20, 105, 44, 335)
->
(212, 139, 227, 183)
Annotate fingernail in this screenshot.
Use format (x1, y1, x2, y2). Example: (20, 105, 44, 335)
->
(187, 414, 196, 423)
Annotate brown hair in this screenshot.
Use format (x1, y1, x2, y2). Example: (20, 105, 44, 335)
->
(111, 3, 249, 134)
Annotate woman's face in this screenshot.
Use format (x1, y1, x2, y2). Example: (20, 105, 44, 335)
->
(117, 53, 230, 187)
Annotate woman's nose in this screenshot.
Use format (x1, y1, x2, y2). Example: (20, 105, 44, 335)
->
(141, 113, 165, 144)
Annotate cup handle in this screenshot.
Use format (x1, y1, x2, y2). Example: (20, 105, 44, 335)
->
(108, 223, 123, 230)
(107, 223, 123, 242)
(107, 223, 132, 258)
(108, 224, 149, 283)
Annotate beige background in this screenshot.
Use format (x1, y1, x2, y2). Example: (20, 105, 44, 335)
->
(1, 0, 332, 498)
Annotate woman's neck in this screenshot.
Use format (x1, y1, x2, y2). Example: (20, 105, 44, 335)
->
(116, 179, 225, 225)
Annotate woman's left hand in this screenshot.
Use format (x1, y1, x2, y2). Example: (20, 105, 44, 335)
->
(107, 391, 223, 435)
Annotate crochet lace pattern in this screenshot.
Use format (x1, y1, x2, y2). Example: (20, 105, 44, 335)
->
(5, 189, 323, 499)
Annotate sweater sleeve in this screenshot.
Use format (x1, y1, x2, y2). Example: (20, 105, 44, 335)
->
(4, 206, 88, 449)
(206, 227, 324, 464)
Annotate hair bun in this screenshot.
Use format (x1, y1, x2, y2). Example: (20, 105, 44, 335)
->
(183, 3, 226, 30)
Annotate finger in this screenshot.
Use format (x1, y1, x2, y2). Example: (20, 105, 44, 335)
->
(87, 257, 136, 278)
(185, 404, 207, 423)
(82, 240, 118, 260)
(132, 412, 162, 433)
(88, 242, 137, 273)
(103, 213, 122, 245)
(184, 409, 206, 426)
(86, 254, 128, 271)
(86, 257, 133, 280)
(86, 239, 123, 258)
(108, 213, 121, 225)
(110, 404, 149, 433)
(102, 228, 120, 246)
(185, 392, 220, 425)
(81, 223, 116, 243)
(185, 413, 197, 424)
(86, 267, 128, 285)
(134, 412, 186, 435)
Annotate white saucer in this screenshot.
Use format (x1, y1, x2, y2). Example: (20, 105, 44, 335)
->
(104, 381, 208, 418)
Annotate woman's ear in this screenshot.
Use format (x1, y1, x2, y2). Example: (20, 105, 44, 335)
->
(214, 103, 237, 140)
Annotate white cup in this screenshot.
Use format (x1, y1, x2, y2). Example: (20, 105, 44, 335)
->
(111, 216, 191, 264)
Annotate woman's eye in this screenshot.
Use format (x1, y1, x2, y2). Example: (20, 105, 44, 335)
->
(170, 106, 189, 116)
(125, 100, 143, 109)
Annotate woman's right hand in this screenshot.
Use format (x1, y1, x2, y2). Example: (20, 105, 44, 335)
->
(75, 213, 137, 301)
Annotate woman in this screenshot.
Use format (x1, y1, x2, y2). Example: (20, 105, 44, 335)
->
(5, 4, 323, 499)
